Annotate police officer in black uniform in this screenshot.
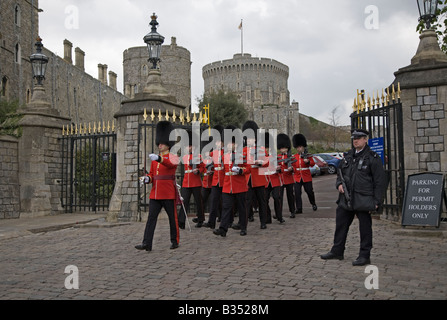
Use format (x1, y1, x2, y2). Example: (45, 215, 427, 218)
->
(320, 129, 386, 266)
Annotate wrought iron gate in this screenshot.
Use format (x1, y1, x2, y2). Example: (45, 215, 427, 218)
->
(60, 123, 117, 213)
(351, 85, 405, 220)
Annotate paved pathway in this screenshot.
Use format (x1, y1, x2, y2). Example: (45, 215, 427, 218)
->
(1, 175, 446, 302)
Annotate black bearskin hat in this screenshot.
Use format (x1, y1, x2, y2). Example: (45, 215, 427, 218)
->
(293, 133, 307, 148)
(277, 133, 291, 150)
(242, 120, 259, 132)
(225, 124, 238, 144)
(213, 124, 225, 142)
(186, 129, 199, 147)
(264, 132, 274, 149)
(242, 120, 259, 141)
(156, 121, 174, 148)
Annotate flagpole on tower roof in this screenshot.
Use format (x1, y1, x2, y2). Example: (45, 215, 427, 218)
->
(238, 19, 243, 55)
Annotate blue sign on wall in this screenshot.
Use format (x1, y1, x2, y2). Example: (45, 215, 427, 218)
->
(369, 137, 385, 165)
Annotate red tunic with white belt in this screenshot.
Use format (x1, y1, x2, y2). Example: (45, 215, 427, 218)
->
(265, 156, 283, 188)
(147, 152, 179, 200)
(202, 157, 214, 189)
(222, 153, 251, 194)
(291, 154, 315, 183)
(210, 149, 225, 187)
(278, 153, 296, 185)
(243, 146, 269, 188)
(182, 153, 205, 188)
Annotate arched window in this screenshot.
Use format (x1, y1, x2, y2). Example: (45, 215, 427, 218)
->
(15, 43, 21, 64)
(14, 4, 21, 26)
(1, 76, 8, 97)
(142, 65, 148, 77)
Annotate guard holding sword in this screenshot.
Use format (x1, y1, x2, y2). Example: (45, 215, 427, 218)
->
(179, 130, 206, 229)
(135, 121, 180, 252)
(277, 134, 297, 218)
(213, 125, 251, 237)
(291, 134, 318, 214)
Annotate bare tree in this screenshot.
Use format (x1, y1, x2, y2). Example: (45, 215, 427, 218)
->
(329, 106, 341, 150)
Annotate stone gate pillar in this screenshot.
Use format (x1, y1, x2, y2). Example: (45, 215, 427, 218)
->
(107, 68, 185, 222)
(17, 85, 70, 218)
(393, 29, 447, 220)
(393, 29, 447, 176)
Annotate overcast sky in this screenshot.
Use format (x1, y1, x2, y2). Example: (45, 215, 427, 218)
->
(38, 0, 423, 126)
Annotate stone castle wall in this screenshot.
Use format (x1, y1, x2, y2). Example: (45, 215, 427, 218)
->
(0, 136, 20, 219)
(42, 45, 125, 125)
(0, 0, 39, 104)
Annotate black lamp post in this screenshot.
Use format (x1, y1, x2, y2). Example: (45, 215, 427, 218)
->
(29, 37, 49, 85)
(143, 13, 165, 69)
(417, 0, 439, 29)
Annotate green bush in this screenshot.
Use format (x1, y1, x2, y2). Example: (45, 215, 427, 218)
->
(0, 99, 23, 138)
(74, 143, 114, 201)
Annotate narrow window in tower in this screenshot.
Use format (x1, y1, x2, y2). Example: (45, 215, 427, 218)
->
(14, 4, 21, 26)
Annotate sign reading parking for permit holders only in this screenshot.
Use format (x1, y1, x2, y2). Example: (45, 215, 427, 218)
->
(402, 173, 445, 228)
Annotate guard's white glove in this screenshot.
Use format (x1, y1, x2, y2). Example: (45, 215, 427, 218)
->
(149, 154, 161, 162)
(232, 167, 242, 175)
(139, 176, 150, 185)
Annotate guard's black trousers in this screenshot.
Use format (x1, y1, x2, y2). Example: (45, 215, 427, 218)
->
(330, 206, 373, 259)
(280, 183, 296, 214)
(220, 192, 247, 232)
(179, 186, 204, 224)
(266, 184, 282, 221)
(143, 199, 179, 249)
(294, 180, 316, 211)
(246, 181, 267, 226)
(207, 186, 222, 228)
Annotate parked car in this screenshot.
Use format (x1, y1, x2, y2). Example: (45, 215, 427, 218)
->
(328, 152, 344, 159)
(310, 164, 320, 177)
(313, 153, 341, 174)
(312, 155, 329, 175)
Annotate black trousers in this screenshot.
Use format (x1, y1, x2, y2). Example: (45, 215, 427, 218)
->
(330, 206, 373, 259)
(280, 183, 295, 214)
(220, 192, 247, 232)
(246, 181, 267, 226)
(143, 199, 179, 248)
(179, 186, 204, 224)
(294, 180, 316, 210)
(207, 186, 222, 228)
(266, 184, 282, 221)
(202, 187, 212, 213)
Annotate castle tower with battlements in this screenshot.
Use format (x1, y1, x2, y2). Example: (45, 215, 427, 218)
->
(202, 53, 299, 136)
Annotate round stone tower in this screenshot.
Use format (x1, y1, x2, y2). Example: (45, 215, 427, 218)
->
(123, 37, 191, 108)
(202, 53, 290, 118)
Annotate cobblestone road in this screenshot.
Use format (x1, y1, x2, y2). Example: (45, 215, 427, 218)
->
(1, 175, 446, 302)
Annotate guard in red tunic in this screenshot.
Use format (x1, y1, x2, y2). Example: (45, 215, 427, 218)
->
(135, 121, 180, 251)
(213, 125, 251, 237)
(201, 152, 214, 218)
(204, 125, 225, 229)
(242, 121, 269, 229)
(179, 130, 206, 228)
(264, 134, 285, 224)
(277, 134, 297, 218)
(291, 134, 318, 214)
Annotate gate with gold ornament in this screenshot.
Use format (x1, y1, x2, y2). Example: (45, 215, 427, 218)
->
(350, 83, 405, 220)
(60, 122, 117, 213)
